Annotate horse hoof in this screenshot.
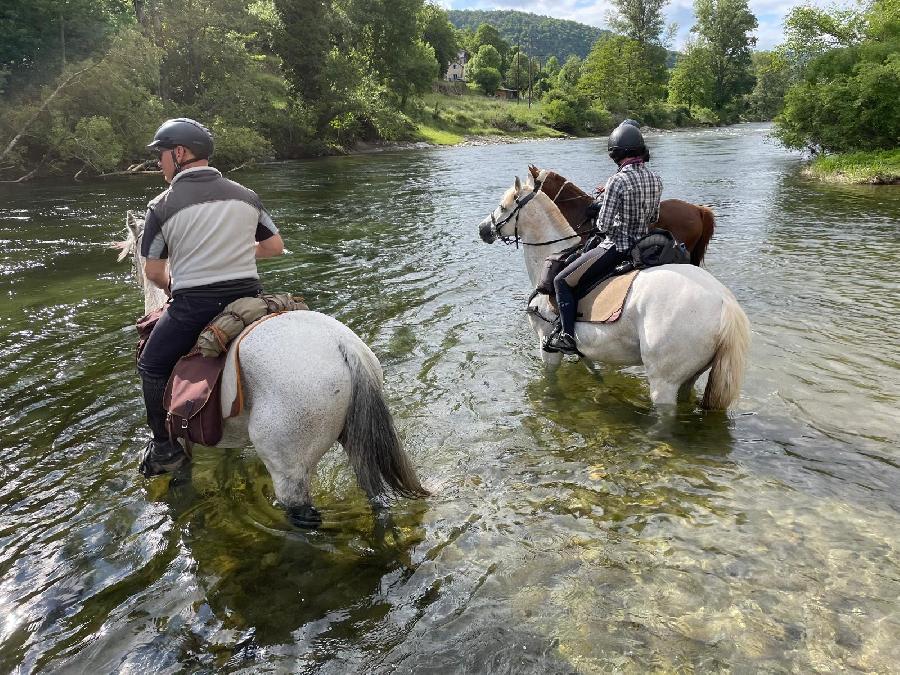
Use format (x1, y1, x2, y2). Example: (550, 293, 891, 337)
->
(288, 505, 322, 529)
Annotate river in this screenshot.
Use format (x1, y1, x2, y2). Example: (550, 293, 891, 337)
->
(1, 124, 898, 673)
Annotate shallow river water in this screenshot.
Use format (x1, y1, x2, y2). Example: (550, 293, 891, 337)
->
(0, 124, 898, 673)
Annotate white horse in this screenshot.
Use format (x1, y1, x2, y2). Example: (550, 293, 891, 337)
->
(478, 174, 750, 410)
(119, 212, 427, 525)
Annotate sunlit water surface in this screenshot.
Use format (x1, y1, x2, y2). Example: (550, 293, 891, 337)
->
(1, 124, 898, 673)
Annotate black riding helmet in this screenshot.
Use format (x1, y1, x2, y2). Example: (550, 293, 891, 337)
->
(147, 118, 214, 159)
(607, 122, 646, 162)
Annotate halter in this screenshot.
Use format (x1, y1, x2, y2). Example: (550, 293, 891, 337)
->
(490, 179, 594, 248)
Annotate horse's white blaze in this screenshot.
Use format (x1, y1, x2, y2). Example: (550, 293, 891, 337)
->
(480, 176, 750, 409)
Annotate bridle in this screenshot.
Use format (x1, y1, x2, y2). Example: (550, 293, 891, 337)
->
(489, 179, 596, 248)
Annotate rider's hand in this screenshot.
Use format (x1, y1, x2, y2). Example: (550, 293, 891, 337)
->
(594, 184, 606, 196)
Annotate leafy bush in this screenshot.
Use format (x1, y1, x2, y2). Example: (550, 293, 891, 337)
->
(210, 120, 274, 168)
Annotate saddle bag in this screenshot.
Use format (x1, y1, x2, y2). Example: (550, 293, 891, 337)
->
(630, 229, 690, 269)
(535, 243, 583, 296)
(164, 353, 226, 447)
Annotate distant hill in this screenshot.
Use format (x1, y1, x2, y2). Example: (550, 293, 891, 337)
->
(447, 9, 609, 62)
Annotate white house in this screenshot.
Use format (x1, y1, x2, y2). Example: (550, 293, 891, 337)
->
(444, 50, 467, 81)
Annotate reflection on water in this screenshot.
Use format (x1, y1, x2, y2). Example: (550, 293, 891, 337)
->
(0, 124, 898, 672)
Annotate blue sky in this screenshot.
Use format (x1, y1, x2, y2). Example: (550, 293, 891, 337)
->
(437, 0, 854, 51)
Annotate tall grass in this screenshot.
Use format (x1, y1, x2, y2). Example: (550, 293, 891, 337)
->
(806, 149, 900, 184)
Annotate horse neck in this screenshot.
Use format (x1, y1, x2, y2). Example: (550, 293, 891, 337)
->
(520, 193, 578, 288)
(144, 279, 168, 315)
(133, 238, 168, 314)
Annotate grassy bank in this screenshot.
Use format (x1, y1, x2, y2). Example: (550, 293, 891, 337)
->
(804, 149, 900, 184)
(410, 89, 568, 145)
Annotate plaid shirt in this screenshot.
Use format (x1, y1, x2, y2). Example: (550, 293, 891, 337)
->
(595, 162, 662, 251)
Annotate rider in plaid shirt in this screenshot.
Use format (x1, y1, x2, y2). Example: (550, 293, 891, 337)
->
(545, 121, 663, 356)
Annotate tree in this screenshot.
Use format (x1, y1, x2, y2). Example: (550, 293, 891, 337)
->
(774, 0, 900, 152)
(472, 23, 510, 73)
(608, 0, 669, 46)
(467, 44, 502, 94)
(743, 51, 791, 121)
(421, 3, 459, 74)
(689, 0, 758, 118)
(274, 0, 333, 101)
(667, 39, 715, 110)
(506, 51, 536, 91)
(577, 35, 667, 114)
(1, 0, 131, 94)
(556, 55, 583, 91)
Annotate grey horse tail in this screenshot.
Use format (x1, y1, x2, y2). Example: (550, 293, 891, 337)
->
(337, 341, 428, 500)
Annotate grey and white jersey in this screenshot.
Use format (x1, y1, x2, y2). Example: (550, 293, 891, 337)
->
(141, 167, 278, 292)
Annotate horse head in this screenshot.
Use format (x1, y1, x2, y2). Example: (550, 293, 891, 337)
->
(478, 175, 535, 244)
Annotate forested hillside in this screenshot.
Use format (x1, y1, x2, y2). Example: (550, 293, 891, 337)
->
(448, 10, 609, 60)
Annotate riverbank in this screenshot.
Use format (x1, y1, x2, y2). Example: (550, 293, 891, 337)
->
(803, 149, 900, 185)
(410, 90, 569, 146)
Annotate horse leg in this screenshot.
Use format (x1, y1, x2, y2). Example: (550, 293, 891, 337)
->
(677, 373, 701, 402)
(247, 405, 345, 528)
(646, 374, 680, 407)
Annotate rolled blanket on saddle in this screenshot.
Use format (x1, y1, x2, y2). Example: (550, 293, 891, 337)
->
(194, 293, 308, 357)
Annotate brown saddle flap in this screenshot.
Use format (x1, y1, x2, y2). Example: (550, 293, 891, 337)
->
(164, 352, 227, 447)
(576, 270, 640, 323)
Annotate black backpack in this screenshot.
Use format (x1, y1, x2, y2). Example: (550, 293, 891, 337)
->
(630, 229, 690, 269)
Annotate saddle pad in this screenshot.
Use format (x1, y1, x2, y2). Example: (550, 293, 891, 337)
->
(577, 270, 640, 323)
(221, 312, 286, 419)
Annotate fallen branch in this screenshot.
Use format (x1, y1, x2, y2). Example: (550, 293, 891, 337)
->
(0, 62, 99, 164)
(0, 167, 39, 183)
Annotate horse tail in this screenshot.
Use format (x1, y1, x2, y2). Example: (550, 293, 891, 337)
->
(337, 340, 428, 499)
(691, 206, 716, 266)
(702, 293, 750, 410)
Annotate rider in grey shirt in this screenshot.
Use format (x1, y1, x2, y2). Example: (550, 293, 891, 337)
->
(137, 118, 284, 477)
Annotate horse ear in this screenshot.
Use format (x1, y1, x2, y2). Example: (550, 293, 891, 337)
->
(528, 165, 539, 178)
(515, 176, 521, 192)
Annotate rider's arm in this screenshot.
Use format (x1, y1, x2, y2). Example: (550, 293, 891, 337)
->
(144, 258, 170, 296)
(596, 177, 623, 236)
(256, 233, 284, 259)
(254, 210, 283, 259)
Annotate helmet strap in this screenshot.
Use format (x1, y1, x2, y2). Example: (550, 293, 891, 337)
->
(170, 149, 205, 176)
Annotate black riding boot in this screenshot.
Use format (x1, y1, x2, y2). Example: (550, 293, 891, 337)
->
(139, 374, 189, 477)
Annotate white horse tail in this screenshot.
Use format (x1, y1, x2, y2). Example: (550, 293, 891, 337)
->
(337, 340, 428, 499)
(702, 294, 751, 410)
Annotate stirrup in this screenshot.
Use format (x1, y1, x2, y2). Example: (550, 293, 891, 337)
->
(544, 329, 581, 357)
(542, 322, 563, 353)
(139, 438, 189, 478)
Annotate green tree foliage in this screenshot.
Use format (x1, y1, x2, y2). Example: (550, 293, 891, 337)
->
(467, 44, 503, 94)
(578, 35, 667, 115)
(422, 2, 460, 73)
(743, 51, 791, 121)
(1, 0, 131, 94)
(608, 0, 669, 46)
(557, 56, 583, 91)
(273, 0, 332, 101)
(775, 0, 900, 153)
(693, 0, 758, 116)
(668, 40, 716, 111)
(669, 0, 757, 122)
(447, 9, 610, 62)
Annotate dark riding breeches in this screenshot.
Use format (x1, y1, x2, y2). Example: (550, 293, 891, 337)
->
(553, 245, 628, 336)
